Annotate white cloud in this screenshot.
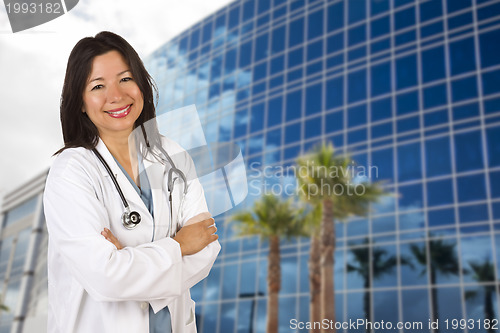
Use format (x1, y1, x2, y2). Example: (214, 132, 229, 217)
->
(0, 0, 234, 196)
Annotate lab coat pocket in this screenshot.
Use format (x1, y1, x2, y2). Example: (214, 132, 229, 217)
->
(185, 298, 196, 326)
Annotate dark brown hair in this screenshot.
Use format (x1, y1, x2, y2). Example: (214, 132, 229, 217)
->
(56, 31, 158, 154)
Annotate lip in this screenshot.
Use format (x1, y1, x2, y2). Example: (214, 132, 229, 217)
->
(105, 104, 131, 118)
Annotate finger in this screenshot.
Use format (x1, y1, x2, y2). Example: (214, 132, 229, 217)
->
(203, 218, 215, 226)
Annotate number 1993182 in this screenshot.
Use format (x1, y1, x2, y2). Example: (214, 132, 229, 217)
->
(5, 2, 62, 14)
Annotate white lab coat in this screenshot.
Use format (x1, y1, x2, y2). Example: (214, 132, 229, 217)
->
(43, 137, 221, 333)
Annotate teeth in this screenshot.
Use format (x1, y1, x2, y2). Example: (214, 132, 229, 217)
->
(106, 105, 130, 115)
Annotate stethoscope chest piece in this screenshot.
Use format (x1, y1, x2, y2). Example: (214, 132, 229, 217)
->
(122, 209, 142, 230)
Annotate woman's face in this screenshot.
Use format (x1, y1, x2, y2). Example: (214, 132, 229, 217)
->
(82, 50, 144, 139)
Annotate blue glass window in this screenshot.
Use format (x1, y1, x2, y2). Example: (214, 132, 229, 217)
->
(243, 0, 255, 22)
(348, 46, 366, 62)
(327, 32, 343, 54)
(224, 48, 237, 76)
(395, 30, 416, 46)
(451, 76, 478, 102)
(427, 179, 454, 207)
(305, 83, 322, 116)
(398, 142, 422, 182)
(371, 122, 392, 139)
(189, 28, 200, 51)
(395, 7, 415, 30)
(348, 104, 366, 128)
(348, 0, 366, 24)
(396, 55, 417, 90)
(455, 131, 484, 172)
(270, 55, 284, 75)
(233, 109, 248, 139)
(371, 148, 394, 182)
(424, 109, 448, 127)
(325, 111, 343, 133)
(288, 17, 304, 48)
(397, 116, 419, 133)
(257, 0, 269, 14)
(428, 208, 455, 227)
(308, 9, 323, 40)
(371, 0, 389, 16)
(267, 96, 282, 128)
(457, 174, 486, 203)
(371, 38, 391, 54)
(255, 33, 269, 62)
(326, 76, 344, 109)
(420, 0, 443, 22)
(371, 62, 391, 97)
(423, 84, 447, 109)
(396, 91, 418, 116)
(450, 38, 476, 76)
(348, 24, 366, 46)
(266, 127, 282, 148)
(426, 136, 452, 177)
(490, 171, 500, 198)
(228, 6, 240, 30)
(482, 69, 500, 96)
(398, 183, 423, 211)
(239, 41, 252, 68)
(348, 69, 366, 103)
(348, 128, 366, 145)
(487, 126, 500, 167)
(288, 47, 303, 68)
(459, 204, 488, 223)
(371, 16, 390, 39)
(371, 98, 392, 121)
(286, 90, 302, 121)
(210, 55, 223, 81)
(327, 2, 344, 32)
(447, 0, 472, 14)
(305, 116, 322, 139)
(253, 63, 267, 82)
(250, 103, 265, 133)
(453, 102, 479, 121)
(448, 12, 473, 30)
(480, 29, 500, 68)
(285, 123, 301, 144)
(307, 40, 323, 61)
(420, 21, 444, 39)
(271, 26, 285, 55)
(484, 97, 500, 115)
(201, 20, 213, 46)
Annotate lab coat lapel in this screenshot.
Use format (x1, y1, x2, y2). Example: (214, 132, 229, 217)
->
(142, 152, 166, 230)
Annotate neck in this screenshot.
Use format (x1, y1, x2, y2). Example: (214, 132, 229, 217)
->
(99, 131, 131, 161)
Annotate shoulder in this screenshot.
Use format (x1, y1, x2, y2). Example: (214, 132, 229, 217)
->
(47, 147, 99, 184)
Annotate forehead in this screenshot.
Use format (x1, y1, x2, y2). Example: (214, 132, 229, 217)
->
(88, 50, 130, 79)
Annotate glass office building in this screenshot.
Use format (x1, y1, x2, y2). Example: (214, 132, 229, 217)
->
(144, 0, 500, 332)
(2, 0, 500, 332)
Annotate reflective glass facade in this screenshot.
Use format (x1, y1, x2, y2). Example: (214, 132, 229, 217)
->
(144, 0, 500, 332)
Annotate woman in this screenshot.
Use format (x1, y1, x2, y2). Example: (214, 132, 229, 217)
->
(43, 31, 220, 333)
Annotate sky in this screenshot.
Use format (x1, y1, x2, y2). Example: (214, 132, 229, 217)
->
(0, 0, 234, 203)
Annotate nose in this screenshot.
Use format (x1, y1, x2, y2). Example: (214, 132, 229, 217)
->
(106, 82, 124, 103)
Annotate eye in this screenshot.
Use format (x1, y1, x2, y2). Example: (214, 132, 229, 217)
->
(121, 77, 133, 82)
(91, 84, 103, 91)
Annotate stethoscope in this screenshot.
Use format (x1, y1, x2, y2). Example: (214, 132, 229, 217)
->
(92, 125, 188, 234)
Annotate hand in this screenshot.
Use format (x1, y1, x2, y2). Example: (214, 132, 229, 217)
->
(101, 228, 124, 250)
(173, 214, 218, 256)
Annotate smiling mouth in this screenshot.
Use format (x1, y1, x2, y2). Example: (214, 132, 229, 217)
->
(105, 104, 131, 118)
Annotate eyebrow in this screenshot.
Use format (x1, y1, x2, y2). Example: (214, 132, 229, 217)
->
(88, 70, 132, 84)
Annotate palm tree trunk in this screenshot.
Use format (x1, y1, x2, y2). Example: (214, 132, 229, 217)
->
(430, 266, 439, 333)
(485, 289, 495, 333)
(321, 199, 336, 333)
(364, 277, 371, 333)
(267, 235, 281, 333)
(309, 233, 321, 333)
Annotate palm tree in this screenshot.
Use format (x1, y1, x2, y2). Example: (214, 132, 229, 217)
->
(231, 194, 306, 333)
(410, 237, 460, 333)
(465, 259, 497, 333)
(346, 238, 411, 333)
(296, 142, 387, 333)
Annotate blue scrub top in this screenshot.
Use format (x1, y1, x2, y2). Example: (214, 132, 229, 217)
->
(113, 156, 172, 333)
